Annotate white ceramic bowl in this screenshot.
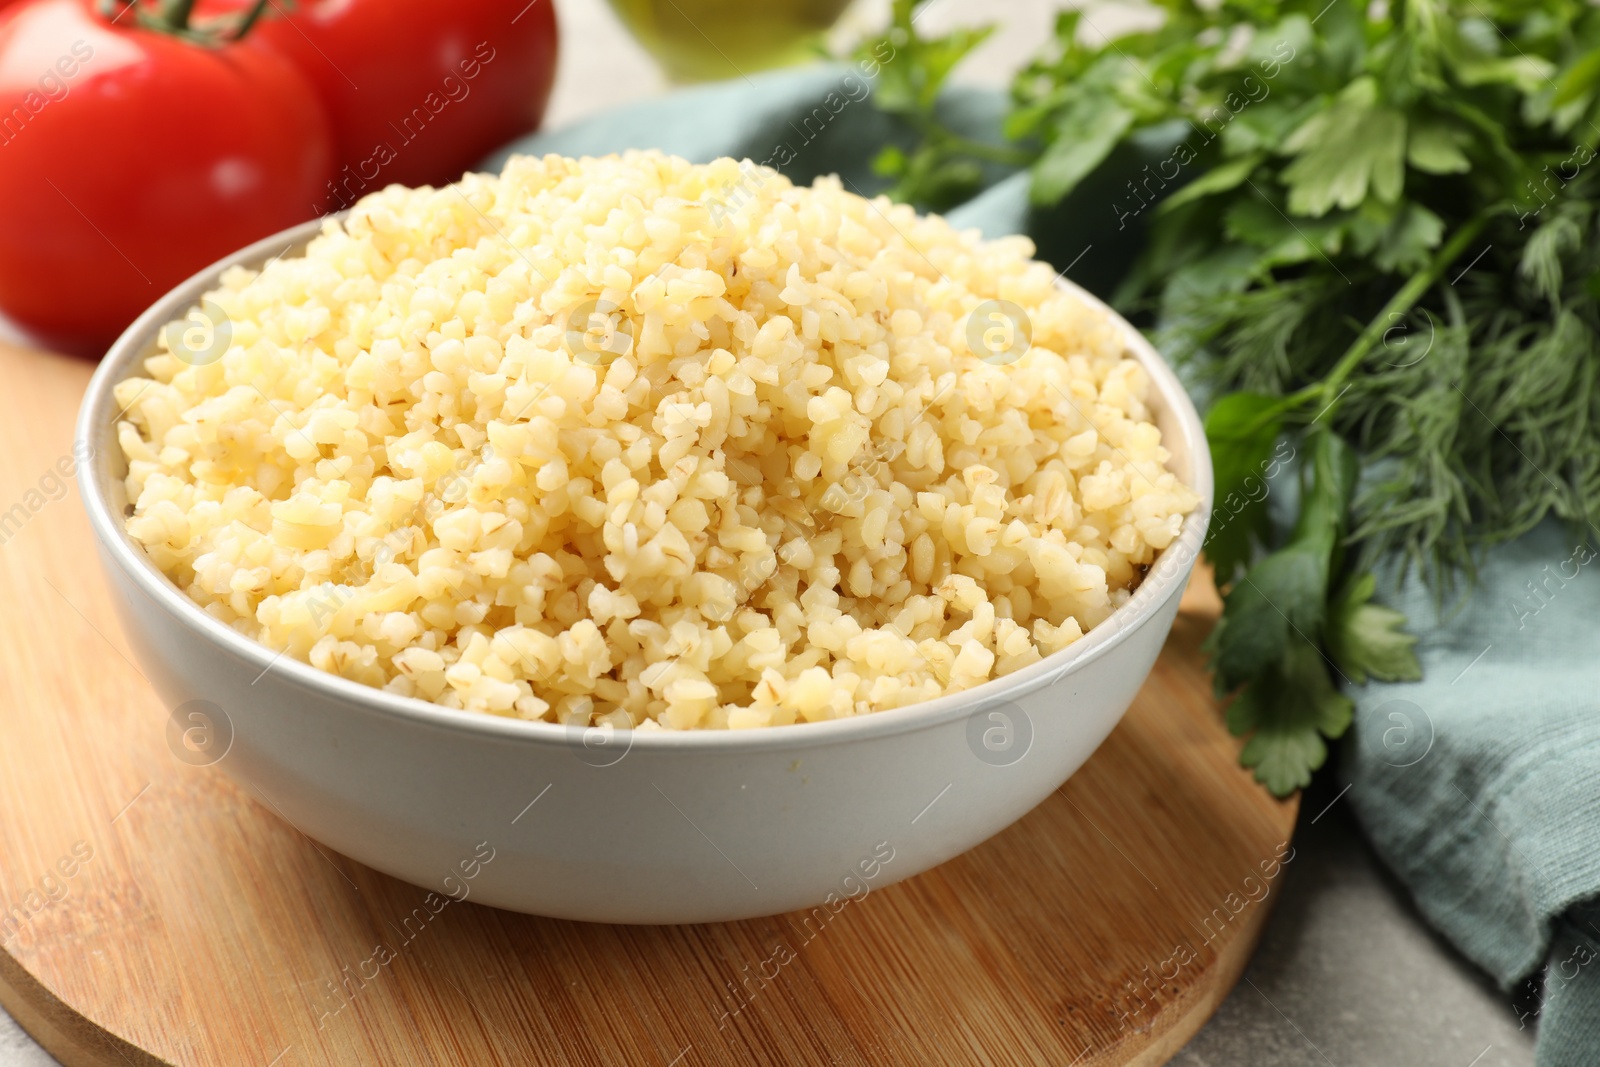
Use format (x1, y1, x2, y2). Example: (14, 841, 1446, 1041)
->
(78, 216, 1213, 924)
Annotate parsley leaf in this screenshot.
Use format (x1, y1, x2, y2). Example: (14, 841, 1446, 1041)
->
(1211, 430, 1358, 791)
(1228, 639, 1355, 795)
(868, 0, 993, 116)
(1203, 392, 1283, 588)
(1327, 574, 1424, 685)
(1406, 121, 1472, 175)
(1158, 153, 1266, 215)
(856, 0, 1022, 210)
(1280, 80, 1408, 216)
(1030, 97, 1135, 204)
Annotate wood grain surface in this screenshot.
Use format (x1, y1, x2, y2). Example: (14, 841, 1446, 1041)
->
(0, 341, 1297, 1067)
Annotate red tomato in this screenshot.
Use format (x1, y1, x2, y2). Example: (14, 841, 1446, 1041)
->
(0, 0, 335, 353)
(219, 0, 559, 206)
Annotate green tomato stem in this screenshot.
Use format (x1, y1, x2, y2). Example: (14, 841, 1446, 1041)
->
(229, 0, 274, 39)
(160, 0, 198, 31)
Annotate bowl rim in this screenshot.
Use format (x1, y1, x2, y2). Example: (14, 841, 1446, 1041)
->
(77, 207, 1214, 751)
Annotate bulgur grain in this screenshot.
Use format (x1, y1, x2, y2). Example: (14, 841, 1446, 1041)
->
(115, 152, 1198, 730)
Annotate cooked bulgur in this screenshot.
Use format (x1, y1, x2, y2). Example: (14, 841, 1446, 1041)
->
(114, 151, 1198, 730)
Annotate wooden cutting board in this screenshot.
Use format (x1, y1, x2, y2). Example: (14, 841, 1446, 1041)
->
(0, 341, 1296, 1067)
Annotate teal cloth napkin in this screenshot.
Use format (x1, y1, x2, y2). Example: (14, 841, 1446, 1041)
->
(489, 65, 1600, 1064)
(1344, 524, 1600, 1062)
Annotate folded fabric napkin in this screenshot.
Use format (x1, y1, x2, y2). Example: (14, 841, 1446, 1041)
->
(489, 64, 1600, 1065)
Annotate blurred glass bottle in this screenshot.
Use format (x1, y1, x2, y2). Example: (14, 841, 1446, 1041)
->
(606, 0, 855, 82)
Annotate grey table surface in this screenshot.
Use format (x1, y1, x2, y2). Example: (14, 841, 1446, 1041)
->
(0, 1, 1544, 1063)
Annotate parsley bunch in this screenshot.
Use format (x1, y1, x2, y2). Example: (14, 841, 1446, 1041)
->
(866, 0, 1600, 794)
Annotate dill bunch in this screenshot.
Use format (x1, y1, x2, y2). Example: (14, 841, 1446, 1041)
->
(1152, 133, 1600, 595)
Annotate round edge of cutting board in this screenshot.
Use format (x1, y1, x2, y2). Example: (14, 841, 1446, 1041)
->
(0, 949, 166, 1067)
(0, 825, 1291, 1067)
(1119, 913, 1273, 1067)
(0, 847, 1286, 1067)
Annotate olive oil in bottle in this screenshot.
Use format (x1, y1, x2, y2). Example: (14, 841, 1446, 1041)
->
(606, 0, 854, 82)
